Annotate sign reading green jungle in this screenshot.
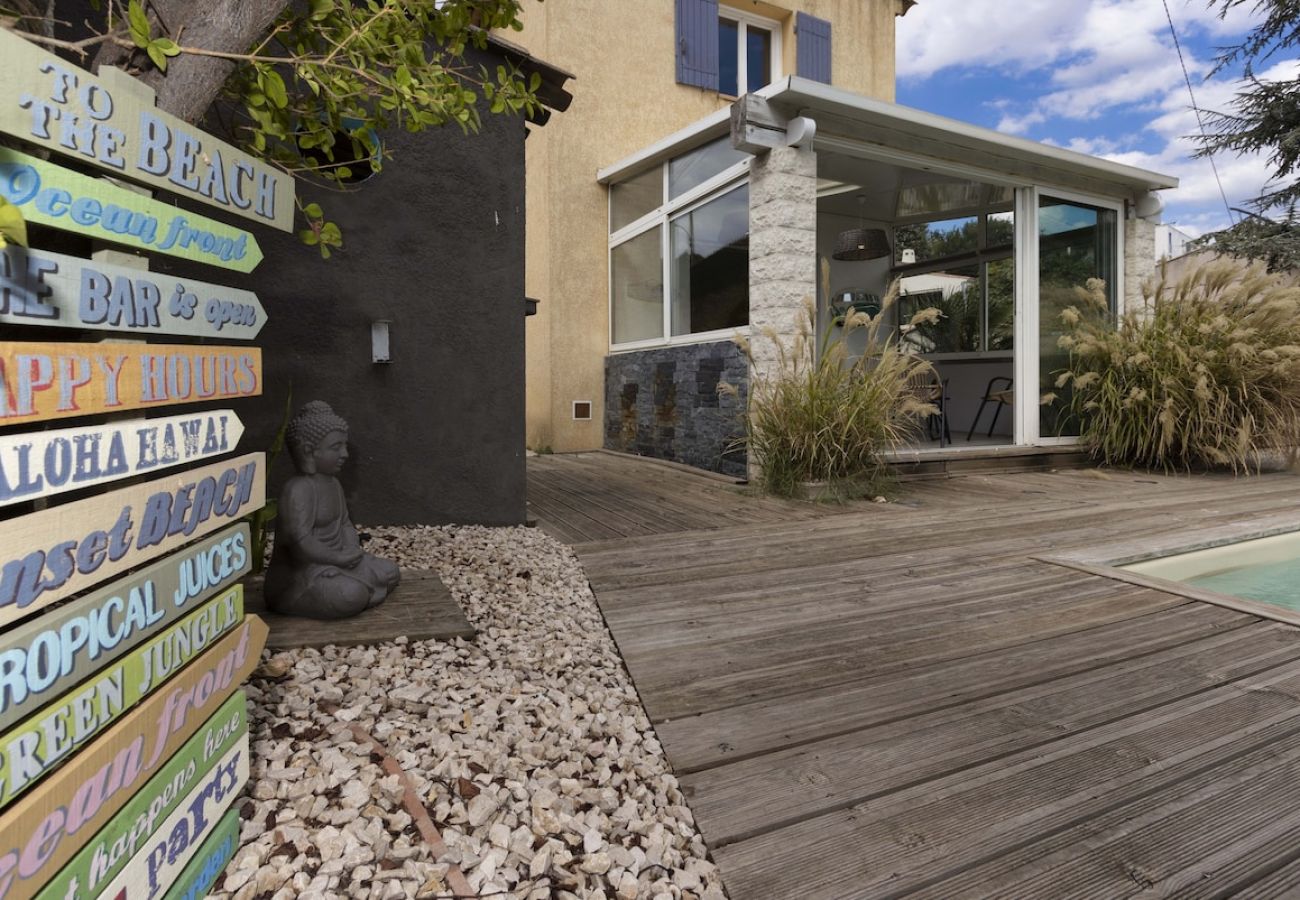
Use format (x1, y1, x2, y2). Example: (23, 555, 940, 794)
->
(0, 29, 293, 232)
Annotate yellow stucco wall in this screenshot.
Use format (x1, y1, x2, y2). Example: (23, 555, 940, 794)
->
(516, 0, 906, 452)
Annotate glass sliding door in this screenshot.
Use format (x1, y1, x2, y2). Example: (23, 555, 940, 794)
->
(1037, 195, 1119, 439)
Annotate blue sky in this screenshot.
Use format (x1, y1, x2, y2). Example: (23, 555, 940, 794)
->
(895, 0, 1297, 236)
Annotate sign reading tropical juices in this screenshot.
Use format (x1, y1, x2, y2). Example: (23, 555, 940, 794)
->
(1, 246, 265, 339)
(0, 525, 250, 733)
(0, 410, 245, 506)
(0, 341, 260, 426)
(0, 453, 264, 629)
(0, 618, 267, 900)
(0, 149, 263, 272)
(0, 29, 294, 231)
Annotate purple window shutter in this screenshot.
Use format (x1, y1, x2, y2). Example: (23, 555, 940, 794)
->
(796, 12, 832, 84)
(676, 0, 720, 89)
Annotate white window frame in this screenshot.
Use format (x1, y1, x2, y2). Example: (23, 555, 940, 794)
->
(718, 7, 783, 97)
(608, 157, 751, 352)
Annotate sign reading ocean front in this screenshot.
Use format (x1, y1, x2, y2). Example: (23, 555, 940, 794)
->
(0, 28, 293, 231)
(1, 246, 265, 340)
(0, 148, 263, 272)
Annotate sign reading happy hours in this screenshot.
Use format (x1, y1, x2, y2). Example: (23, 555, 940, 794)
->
(0, 29, 293, 232)
(1, 246, 265, 339)
(0, 341, 260, 426)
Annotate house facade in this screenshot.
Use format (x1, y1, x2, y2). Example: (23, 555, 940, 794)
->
(514, 1, 1176, 476)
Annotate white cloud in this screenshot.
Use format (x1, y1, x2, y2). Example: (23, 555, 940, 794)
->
(897, 0, 1291, 231)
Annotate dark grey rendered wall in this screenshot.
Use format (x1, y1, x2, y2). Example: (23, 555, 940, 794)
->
(604, 341, 748, 478)
(150, 50, 528, 526)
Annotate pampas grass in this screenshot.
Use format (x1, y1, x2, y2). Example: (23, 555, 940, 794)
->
(727, 263, 938, 498)
(1056, 261, 1300, 471)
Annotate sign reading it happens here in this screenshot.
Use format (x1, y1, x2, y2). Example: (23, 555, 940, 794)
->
(1, 245, 265, 339)
(0, 148, 263, 273)
(0, 341, 260, 426)
(0, 452, 264, 630)
(0, 28, 294, 232)
(0, 409, 245, 506)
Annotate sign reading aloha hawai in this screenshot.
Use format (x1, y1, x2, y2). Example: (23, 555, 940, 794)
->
(1, 246, 265, 339)
(0, 341, 260, 426)
(0, 525, 250, 733)
(0, 619, 266, 900)
(0, 29, 293, 231)
(0, 453, 264, 629)
(0, 588, 242, 811)
(0, 410, 245, 506)
(0, 149, 263, 272)
(35, 692, 248, 900)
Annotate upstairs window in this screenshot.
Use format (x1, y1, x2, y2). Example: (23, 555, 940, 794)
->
(718, 10, 780, 96)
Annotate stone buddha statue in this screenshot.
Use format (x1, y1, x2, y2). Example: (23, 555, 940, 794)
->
(264, 401, 400, 619)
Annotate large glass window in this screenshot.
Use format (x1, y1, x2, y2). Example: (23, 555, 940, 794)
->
(717, 10, 780, 97)
(894, 210, 1015, 355)
(671, 184, 749, 336)
(609, 142, 750, 348)
(1038, 196, 1118, 437)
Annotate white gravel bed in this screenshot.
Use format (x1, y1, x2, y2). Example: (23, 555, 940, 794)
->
(216, 524, 728, 900)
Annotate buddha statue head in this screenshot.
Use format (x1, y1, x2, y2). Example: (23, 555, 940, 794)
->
(286, 400, 350, 476)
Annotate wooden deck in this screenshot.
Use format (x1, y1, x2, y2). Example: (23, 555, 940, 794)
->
(532, 454, 1300, 899)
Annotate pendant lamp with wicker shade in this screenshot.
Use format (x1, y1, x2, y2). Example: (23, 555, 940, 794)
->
(832, 195, 890, 261)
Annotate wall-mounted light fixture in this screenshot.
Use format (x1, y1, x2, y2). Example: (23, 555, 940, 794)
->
(371, 320, 391, 364)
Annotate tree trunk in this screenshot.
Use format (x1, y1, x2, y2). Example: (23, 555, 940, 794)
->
(93, 0, 291, 122)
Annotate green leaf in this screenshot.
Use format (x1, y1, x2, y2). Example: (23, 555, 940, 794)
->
(263, 70, 289, 109)
(319, 244, 332, 259)
(146, 43, 168, 71)
(303, 202, 323, 219)
(320, 222, 342, 244)
(0, 198, 28, 248)
(152, 37, 181, 57)
(309, 0, 332, 20)
(299, 228, 319, 246)
(128, 0, 151, 47)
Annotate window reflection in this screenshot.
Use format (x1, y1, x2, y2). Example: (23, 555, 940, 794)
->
(670, 185, 749, 336)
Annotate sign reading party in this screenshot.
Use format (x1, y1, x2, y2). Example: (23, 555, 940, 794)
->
(0, 149, 263, 272)
(1, 246, 266, 339)
(0, 29, 294, 231)
(0, 342, 260, 426)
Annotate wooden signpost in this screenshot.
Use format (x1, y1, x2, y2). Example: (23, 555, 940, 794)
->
(161, 808, 240, 900)
(0, 410, 246, 506)
(0, 29, 294, 232)
(35, 691, 249, 900)
(0, 149, 263, 272)
(0, 524, 250, 735)
(0, 453, 264, 629)
(1, 246, 266, 339)
(0, 341, 261, 426)
(0, 618, 267, 900)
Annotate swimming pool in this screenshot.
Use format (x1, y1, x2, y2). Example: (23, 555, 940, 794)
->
(1123, 530, 1300, 611)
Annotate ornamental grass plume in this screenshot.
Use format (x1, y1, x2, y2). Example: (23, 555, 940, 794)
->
(725, 261, 939, 498)
(1056, 260, 1300, 471)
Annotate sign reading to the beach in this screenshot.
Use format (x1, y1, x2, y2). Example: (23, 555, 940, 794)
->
(0, 525, 250, 733)
(0, 30, 293, 231)
(1, 246, 265, 339)
(0, 453, 264, 629)
(0, 588, 242, 811)
(35, 692, 246, 900)
(0, 341, 260, 426)
(0, 149, 263, 272)
(36, 693, 246, 900)
(0, 620, 265, 900)
(0, 410, 245, 506)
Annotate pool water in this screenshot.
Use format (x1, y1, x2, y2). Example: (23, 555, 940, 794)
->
(1122, 529, 1300, 612)
(1185, 558, 1300, 611)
